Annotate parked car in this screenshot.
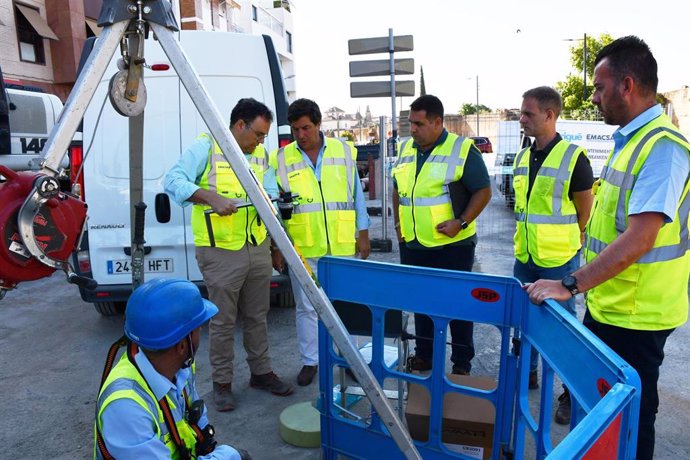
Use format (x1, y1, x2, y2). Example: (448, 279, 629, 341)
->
(493, 135, 532, 208)
(0, 68, 75, 174)
(494, 152, 517, 208)
(470, 136, 493, 153)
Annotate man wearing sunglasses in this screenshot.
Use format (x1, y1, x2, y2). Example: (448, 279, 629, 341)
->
(165, 98, 293, 413)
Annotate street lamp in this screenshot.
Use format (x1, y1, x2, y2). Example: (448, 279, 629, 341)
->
(465, 76, 480, 136)
(475, 75, 479, 136)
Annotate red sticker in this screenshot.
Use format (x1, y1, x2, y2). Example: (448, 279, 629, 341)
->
(471, 288, 500, 303)
(597, 378, 612, 397)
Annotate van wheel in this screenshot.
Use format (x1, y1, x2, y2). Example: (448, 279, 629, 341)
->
(94, 301, 126, 316)
(272, 291, 295, 308)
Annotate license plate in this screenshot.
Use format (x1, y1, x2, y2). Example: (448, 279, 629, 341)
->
(107, 258, 174, 274)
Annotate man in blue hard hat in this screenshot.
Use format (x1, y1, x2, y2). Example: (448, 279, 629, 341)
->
(94, 278, 251, 459)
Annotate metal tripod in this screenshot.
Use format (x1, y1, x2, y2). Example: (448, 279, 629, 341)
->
(17, 0, 421, 457)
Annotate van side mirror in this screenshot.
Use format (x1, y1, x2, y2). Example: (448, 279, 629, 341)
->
(155, 193, 171, 223)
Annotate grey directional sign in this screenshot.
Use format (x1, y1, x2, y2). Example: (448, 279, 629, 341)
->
(348, 35, 414, 55)
(350, 81, 415, 98)
(349, 58, 414, 77)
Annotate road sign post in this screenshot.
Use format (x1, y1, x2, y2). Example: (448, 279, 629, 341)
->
(348, 30, 414, 254)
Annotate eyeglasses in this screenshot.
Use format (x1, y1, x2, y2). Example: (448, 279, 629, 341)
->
(246, 123, 268, 141)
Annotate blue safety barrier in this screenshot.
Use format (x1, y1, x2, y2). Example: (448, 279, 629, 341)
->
(317, 257, 640, 459)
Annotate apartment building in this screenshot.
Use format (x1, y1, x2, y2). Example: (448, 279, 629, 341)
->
(0, 0, 295, 101)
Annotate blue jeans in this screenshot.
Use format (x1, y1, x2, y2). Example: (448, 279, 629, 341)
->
(513, 253, 580, 371)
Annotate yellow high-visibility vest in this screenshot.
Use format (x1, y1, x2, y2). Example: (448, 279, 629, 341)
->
(191, 134, 268, 250)
(584, 113, 690, 330)
(513, 140, 586, 267)
(269, 138, 358, 257)
(95, 353, 199, 459)
(392, 133, 475, 247)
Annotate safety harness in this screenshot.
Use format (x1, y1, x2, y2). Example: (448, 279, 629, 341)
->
(95, 336, 214, 459)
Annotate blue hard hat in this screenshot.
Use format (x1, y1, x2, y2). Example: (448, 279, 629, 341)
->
(124, 278, 218, 350)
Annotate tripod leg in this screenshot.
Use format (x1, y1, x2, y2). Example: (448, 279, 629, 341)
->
(150, 23, 421, 460)
(40, 20, 129, 174)
(17, 21, 129, 271)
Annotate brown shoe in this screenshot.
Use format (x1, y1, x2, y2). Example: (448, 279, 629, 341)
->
(297, 365, 318, 386)
(555, 390, 571, 425)
(407, 355, 432, 371)
(213, 382, 236, 412)
(529, 370, 539, 390)
(250, 372, 294, 396)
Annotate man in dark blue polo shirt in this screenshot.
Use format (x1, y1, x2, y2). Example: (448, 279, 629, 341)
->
(392, 95, 492, 375)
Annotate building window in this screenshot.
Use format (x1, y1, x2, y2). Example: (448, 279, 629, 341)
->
(286, 31, 292, 53)
(14, 3, 58, 64)
(252, 5, 258, 21)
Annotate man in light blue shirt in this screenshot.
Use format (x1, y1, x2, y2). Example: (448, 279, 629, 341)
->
(527, 36, 690, 459)
(610, 104, 689, 221)
(95, 278, 249, 459)
(165, 98, 293, 413)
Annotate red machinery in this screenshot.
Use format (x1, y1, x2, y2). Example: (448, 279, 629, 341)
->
(0, 165, 89, 297)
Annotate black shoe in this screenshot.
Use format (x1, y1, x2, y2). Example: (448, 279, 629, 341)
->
(250, 372, 294, 396)
(297, 365, 318, 386)
(407, 355, 432, 371)
(555, 390, 571, 425)
(529, 370, 539, 390)
(451, 365, 470, 375)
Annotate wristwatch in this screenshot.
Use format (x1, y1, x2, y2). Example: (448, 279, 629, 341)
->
(561, 274, 579, 297)
(459, 219, 469, 230)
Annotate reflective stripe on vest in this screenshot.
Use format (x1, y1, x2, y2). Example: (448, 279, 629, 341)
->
(270, 138, 357, 257)
(513, 141, 584, 267)
(95, 354, 198, 460)
(190, 134, 267, 250)
(392, 133, 475, 247)
(584, 114, 690, 330)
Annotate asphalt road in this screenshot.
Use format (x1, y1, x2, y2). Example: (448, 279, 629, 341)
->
(0, 192, 688, 459)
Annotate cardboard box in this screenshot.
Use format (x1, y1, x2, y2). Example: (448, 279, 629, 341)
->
(405, 374, 496, 460)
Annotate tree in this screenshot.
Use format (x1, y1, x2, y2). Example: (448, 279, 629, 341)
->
(459, 103, 491, 115)
(340, 130, 356, 142)
(420, 66, 426, 96)
(556, 33, 613, 118)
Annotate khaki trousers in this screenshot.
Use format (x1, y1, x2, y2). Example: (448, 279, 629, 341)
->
(196, 239, 272, 384)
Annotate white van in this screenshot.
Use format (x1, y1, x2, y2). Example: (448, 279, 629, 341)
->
(72, 31, 293, 315)
(0, 75, 75, 172)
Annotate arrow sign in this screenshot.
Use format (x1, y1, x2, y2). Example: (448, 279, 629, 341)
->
(350, 81, 415, 98)
(349, 58, 414, 77)
(348, 35, 414, 55)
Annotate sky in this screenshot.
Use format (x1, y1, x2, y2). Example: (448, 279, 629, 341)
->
(290, 0, 690, 117)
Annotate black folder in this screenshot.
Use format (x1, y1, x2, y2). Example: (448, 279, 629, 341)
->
(447, 180, 470, 219)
